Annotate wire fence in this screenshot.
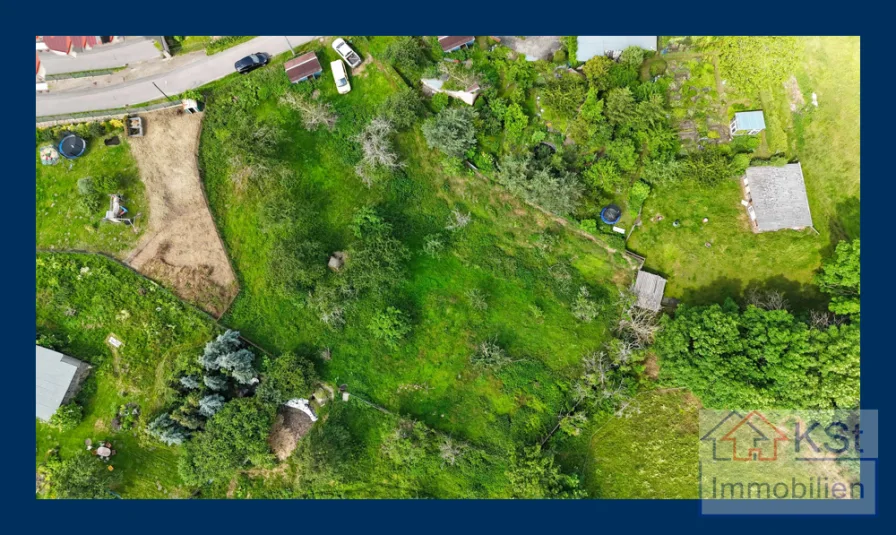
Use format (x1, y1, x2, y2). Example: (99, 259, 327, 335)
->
(36, 100, 183, 128)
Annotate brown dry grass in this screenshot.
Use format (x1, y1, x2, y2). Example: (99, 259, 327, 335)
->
(126, 109, 237, 316)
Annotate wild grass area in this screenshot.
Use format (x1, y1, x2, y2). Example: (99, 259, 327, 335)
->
(200, 38, 636, 455)
(628, 37, 859, 306)
(558, 389, 700, 498)
(36, 131, 146, 257)
(36, 253, 218, 497)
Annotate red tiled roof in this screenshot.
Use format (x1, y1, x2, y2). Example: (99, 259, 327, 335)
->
(36, 52, 40, 74)
(42, 36, 71, 54)
(438, 36, 475, 52)
(284, 52, 322, 83)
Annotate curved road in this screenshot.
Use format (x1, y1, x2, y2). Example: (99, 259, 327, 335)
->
(36, 36, 319, 117)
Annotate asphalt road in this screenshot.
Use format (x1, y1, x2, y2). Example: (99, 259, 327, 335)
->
(36, 36, 319, 117)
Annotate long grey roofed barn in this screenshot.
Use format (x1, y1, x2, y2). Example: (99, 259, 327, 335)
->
(745, 163, 813, 232)
(632, 270, 666, 312)
(36, 346, 88, 421)
(576, 36, 657, 62)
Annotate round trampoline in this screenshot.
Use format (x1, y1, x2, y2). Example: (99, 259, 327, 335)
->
(600, 204, 622, 225)
(59, 134, 87, 159)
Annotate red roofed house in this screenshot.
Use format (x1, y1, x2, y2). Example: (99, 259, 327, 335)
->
(284, 51, 323, 84)
(37, 36, 119, 56)
(438, 36, 475, 53)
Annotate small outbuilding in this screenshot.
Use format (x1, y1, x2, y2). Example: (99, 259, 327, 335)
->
(58, 134, 86, 159)
(632, 270, 666, 312)
(328, 251, 347, 271)
(730, 110, 766, 136)
(284, 51, 323, 84)
(742, 163, 813, 232)
(36, 346, 90, 421)
(438, 36, 475, 53)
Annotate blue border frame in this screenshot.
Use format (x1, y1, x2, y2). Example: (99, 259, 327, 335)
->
(15, 4, 885, 531)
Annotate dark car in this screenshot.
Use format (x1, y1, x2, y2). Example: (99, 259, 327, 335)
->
(234, 53, 270, 74)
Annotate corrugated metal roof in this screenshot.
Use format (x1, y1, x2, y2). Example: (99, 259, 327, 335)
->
(734, 111, 766, 132)
(284, 52, 322, 83)
(576, 36, 657, 62)
(632, 271, 666, 312)
(746, 163, 813, 232)
(36, 346, 82, 421)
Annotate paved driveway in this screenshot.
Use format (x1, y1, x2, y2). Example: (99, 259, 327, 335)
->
(36, 36, 319, 117)
(40, 37, 162, 75)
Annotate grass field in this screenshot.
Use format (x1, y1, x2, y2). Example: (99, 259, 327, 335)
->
(36, 253, 218, 497)
(36, 136, 146, 257)
(200, 38, 636, 454)
(629, 37, 859, 307)
(557, 389, 701, 498)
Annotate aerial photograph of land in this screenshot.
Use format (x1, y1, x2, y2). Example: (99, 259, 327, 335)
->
(35, 35, 859, 499)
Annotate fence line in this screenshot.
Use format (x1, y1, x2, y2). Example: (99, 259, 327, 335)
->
(36, 101, 183, 128)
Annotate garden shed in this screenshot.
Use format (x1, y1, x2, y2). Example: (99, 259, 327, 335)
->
(438, 36, 475, 53)
(576, 36, 657, 62)
(632, 270, 666, 312)
(284, 52, 322, 84)
(36, 345, 90, 421)
(730, 111, 766, 136)
(742, 163, 813, 232)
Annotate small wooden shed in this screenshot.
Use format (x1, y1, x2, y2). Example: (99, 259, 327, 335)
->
(284, 51, 323, 84)
(632, 270, 666, 312)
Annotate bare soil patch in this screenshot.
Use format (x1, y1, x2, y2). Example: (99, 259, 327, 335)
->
(268, 406, 315, 461)
(126, 109, 237, 316)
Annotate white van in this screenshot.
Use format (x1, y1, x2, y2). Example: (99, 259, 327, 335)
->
(331, 59, 351, 94)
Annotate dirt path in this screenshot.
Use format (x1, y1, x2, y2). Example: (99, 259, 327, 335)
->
(126, 108, 237, 316)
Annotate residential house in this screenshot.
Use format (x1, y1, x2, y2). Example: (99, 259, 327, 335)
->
(284, 51, 323, 84)
(438, 36, 475, 53)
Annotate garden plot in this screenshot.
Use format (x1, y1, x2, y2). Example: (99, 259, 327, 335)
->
(666, 58, 730, 150)
(126, 108, 237, 316)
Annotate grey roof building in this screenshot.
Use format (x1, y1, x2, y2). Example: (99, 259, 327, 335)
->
(36, 346, 89, 421)
(576, 36, 657, 62)
(632, 270, 666, 312)
(742, 163, 813, 232)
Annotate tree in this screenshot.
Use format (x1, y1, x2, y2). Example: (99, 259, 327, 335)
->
(179, 398, 276, 486)
(383, 36, 427, 72)
(268, 236, 327, 294)
(256, 352, 317, 404)
(422, 107, 478, 158)
(816, 239, 860, 317)
(503, 103, 529, 142)
(368, 307, 411, 349)
(355, 117, 402, 187)
(604, 138, 638, 172)
(506, 446, 583, 498)
(279, 92, 337, 130)
(200, 330, 241, 371)
(345, 207, 410, 295)
(199, 394, 226, 418)
(604, 87, 636, 126)
(217, 348, 257, 384)
(641, 155, 685, 185)
(619, 46, 647, 69)
(495, 154, 583, 215)
(584, 158, 625, 194)
(655, 299, 859, 409)
(203, 374, 228, 391)
(44, 452, 114, 499)
(199, 330, 257, 384)
(180, 376, 200, 390)
(541, 73, 587, 119)
(147, 413, 189, 445)
(380, 87, 425, 129)
(583, 55, 614, 90)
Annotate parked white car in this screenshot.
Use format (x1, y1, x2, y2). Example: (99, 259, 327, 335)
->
(331, 59, 351, 94)
(332, 38, 362, 69)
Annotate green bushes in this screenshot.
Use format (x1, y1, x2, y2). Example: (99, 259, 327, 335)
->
(380, 87, 425, 129)
(628, 181, 651, 215)
(367, 306, 412, 349)
(49, 403, 83, 431)
(205, 36, 254, 55)
(422, 107, 478, 158)
(383, 36, 429, 73)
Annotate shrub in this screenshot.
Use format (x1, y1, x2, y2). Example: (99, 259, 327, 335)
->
(628, 181, 651, 214)
(147, 413, 189, 445)
(619, 46, 647, 69)
(49, 403, 83, 431)
(422, 107, 478, 158)
(583, 56, 614, 90)
(580, 219, 598, 234)
(383, 36, 427, 72)
(553, 49, 568, 64)
(256, 352, 317, 404)
(380, 87, 425, 130)
(368, 307, 412, 349)
(94, 174, 121, 193)
(430, 92, 449, 111)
